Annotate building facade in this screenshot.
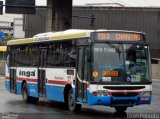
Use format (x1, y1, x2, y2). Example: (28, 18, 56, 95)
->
(23, 7, 160, 59)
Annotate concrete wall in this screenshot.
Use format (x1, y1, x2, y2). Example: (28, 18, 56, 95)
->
(0, 14, 22, 22)
(24, 7, 160, 58)
(0, 21, 11, 26)
(152, 64, 158, 79)
(24, 8, 47, 37)
(152, 61, 160, 80)
(0, 61, 5, 75)
(13, 18, 25, 39)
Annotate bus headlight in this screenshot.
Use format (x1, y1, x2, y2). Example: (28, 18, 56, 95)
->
(92, 90, 109, 96)
(97, 90, 108, 96)
(140, 91, 151, 97)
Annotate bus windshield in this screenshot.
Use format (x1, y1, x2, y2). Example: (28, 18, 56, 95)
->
(92, 43, 151, 84)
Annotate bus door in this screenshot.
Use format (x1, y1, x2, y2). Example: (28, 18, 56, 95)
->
(38, 48, 47, 96)
(76, 47, 88, 103)
(10, 51, 17, 93)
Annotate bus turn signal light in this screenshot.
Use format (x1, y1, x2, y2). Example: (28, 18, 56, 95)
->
(92, 71, 99, 78)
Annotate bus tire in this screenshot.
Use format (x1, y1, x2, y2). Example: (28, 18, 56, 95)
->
(22, 83, 32, 103)
(114, 106, 127, 112)
(68, 88, 81, 112)
(31, 97, 39, 104)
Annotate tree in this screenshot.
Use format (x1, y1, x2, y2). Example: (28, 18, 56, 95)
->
(0, 35, 12, 45)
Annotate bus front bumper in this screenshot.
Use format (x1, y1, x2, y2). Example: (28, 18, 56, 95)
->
(87, 92, 151, 107)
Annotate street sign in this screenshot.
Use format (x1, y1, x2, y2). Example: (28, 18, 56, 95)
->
(5, 0, 35, 14)
(0, 32, 4, 40)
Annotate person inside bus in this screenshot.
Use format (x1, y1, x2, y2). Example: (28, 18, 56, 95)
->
(128, 54, 135, 66)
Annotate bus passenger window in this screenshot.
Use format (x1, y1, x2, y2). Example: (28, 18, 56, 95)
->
(64, 48, 76, 67)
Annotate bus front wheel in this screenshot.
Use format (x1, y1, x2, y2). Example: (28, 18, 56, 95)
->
(68, 89, 81, 112)
(114, 106, 127, 112)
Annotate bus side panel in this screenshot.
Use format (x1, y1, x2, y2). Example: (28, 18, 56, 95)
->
(45, 68, 75, 102)
(16, 67, 39, 98)
(46, 85, 64, 102)
(27, 83, 39, 98)
(5, 64, 10, 92)
(16, 81, 22, 94)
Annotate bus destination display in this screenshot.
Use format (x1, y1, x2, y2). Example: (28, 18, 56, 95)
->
(94, 32, 142, 41)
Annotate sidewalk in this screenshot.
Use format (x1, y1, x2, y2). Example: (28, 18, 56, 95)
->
(152, 79, 160, 82)
(0, 76, 5, 80)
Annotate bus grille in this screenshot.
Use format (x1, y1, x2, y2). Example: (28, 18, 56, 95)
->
(112, 92, 138, 97)
(111, 100, 136, 105)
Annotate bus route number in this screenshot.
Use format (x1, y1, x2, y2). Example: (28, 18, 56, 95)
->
(96, 33, 142, 41)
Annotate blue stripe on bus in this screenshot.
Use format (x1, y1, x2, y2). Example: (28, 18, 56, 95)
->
(112, 96, 137, 101)
(5, 81, 65, 102)
(46, 85, 65, 102)
(27, 83, 39, 98)
(137, 96, 151, 105)
(16, 82, 22, 94)
(87, 91, 111, 105)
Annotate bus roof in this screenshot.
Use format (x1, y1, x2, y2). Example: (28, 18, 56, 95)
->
(7, 29, 94, 45)
(7, 29, 145, 45)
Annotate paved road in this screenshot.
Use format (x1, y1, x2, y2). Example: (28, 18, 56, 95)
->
(0, 78, 160, 119)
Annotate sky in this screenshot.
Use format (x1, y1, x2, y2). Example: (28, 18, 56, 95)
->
(1, 0, 160, 7)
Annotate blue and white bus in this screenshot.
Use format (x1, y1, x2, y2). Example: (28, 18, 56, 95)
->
(5, 29, 152, 112)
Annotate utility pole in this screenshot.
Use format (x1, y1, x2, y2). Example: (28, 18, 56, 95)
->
(89, 14, 95, 27)
(47, 0, 72, 31)
(0, 1, 3, 15)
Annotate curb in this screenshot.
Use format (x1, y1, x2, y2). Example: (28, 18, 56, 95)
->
(152, 79, 160, 82)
